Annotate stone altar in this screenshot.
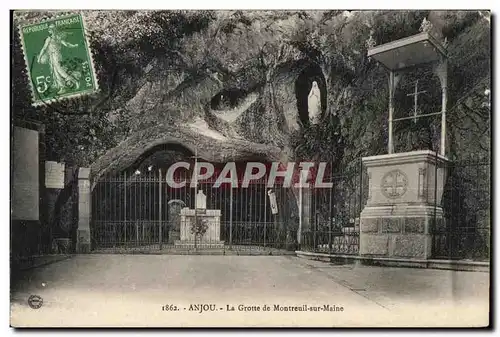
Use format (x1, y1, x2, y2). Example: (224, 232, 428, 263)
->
(174, 190, 224, 248)
(360, 150, 448, 259)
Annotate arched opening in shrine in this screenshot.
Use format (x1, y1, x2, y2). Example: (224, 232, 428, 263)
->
(294, 62, 327, 126)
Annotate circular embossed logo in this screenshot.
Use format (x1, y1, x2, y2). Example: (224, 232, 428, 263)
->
(28, 295, 43, 309)
(381, 169, 408, 199)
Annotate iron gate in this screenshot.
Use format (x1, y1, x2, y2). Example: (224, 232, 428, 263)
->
(91, 167, 297, 254)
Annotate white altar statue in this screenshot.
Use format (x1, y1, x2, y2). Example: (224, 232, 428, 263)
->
(195, 190, 207, 209)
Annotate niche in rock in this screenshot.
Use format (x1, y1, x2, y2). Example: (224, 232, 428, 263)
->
(211, 88, 248, 111)
(128, 143, 195, 175)
(295, 63, 327, 126)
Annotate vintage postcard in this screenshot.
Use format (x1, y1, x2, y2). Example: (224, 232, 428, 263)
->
(10, 9, 491, 328)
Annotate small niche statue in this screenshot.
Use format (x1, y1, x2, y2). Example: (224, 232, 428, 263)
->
(307, 81, 321, 125)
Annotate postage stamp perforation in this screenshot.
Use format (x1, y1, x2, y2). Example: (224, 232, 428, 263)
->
(30, 90, 101, 107)
(80, 11, 100, 94)
(16, 22, 38, 107)
(14, 10, 79, 28)
(16, 10, 100, 107)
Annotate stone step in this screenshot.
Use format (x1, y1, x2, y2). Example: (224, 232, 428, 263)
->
(174, 240, 225, 249)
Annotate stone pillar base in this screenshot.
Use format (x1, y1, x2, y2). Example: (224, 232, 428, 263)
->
(77, 229, 91, 253)
(174, 240, 225, 249)
(360, 206, 444, 259)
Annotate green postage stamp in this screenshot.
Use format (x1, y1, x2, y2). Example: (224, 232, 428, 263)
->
(19, 13, 99, 105)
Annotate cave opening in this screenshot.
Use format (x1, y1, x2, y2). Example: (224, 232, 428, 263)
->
(127, 143, 194, 175)
(294, 63, 327, 126)
(210, 88, 248, 111)
(91, 143, 292, 249)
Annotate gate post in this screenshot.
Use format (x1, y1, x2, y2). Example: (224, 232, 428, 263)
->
(229, 185, 233, 248)
(77, 167, 91, 253)
(159, 168, 163, 250)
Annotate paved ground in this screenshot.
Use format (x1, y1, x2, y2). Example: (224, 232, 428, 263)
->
(10, 255, 490, 327)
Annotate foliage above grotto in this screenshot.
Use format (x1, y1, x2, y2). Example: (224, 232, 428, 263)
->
(12, 10, 491, 175)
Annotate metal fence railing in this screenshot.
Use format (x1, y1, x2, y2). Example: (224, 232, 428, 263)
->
(89, 156, 490, 260)
(432, 158, 490, 260)
(298, 160, 366, 255)
(91, 167, 298, 254)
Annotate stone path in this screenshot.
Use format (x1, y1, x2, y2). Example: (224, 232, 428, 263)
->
(10, 255, 490, 327)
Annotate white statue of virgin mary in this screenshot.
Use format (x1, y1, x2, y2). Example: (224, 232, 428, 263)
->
(307, 81, 321, 125)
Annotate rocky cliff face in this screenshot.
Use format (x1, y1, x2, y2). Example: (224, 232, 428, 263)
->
(12, 11, 490, 184)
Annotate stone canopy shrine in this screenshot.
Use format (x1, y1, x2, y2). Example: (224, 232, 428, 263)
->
(360, 32, 449, 260)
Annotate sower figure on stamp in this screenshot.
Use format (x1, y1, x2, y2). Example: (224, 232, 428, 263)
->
(37, 24, 80, 94)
